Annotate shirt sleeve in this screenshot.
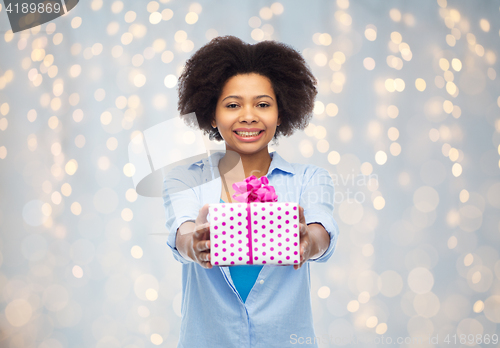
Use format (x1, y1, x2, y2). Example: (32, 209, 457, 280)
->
(299, 166, 339, 263)
(162, 165, 201, 264)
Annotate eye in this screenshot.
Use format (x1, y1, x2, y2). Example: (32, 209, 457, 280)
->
(226, 103, 238, 109)
(258, 103, 270, 108)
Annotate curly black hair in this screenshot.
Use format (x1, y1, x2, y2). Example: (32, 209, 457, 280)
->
(177, 35, 318, 143)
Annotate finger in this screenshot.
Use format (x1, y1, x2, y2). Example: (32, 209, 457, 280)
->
(299, 223, 308, 237)
(198, 250, 211, 262)
(199, 259, 213, 269)
(294, 254, 308, 269)
(294, 260, 305, 270)
(300, 240, 309, 260)
(204, 261, 213, 269)
(192, 231, 207, 242)
(296, 259, 306, 270)
(195, 240, 210, 252)
(196, 249, 213, 269)
(196, 204, 210, 225)
(194, 222, 210, 237)
(298, 205, 306, 224)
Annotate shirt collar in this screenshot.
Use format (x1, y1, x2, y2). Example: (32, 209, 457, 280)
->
(189, 150, 295, 176)
(267, 151, 295, 175)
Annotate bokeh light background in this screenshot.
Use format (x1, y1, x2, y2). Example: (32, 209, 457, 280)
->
(0, 0, 500, 347)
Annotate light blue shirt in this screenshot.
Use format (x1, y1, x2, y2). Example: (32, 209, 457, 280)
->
(220, 198, 264, 303)
(163, 151, 339, 348)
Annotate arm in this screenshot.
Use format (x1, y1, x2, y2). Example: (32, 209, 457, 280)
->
(306, 223, 330, 260)
(297, 167, 339, 264)
(175, 221, 196, 262)
(174, 204, 213, 268)
(163, 165, 205, 264)
(294, 206, 332, 270)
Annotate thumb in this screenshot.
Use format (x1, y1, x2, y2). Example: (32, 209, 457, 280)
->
(299, 205, 306, 224)
(196, 203, 210, 225)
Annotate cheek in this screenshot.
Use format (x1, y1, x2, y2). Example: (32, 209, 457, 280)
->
(219, 121, 232, 133)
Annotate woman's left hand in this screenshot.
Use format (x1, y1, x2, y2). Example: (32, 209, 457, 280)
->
(294, 205, 312, 270)
(276, 204, 329, 269)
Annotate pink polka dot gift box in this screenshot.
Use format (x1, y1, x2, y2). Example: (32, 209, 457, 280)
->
(208, 175, 300, 266)
(209, 202, 300, 266)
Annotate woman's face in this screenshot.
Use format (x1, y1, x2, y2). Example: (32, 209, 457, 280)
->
(212, 73, 280, 156)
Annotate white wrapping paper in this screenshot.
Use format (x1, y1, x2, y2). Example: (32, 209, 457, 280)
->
(209, 202, 300, 266)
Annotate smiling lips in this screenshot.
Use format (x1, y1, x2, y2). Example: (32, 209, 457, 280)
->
(233, 128, 264, 137)
(233, 128, 265, 141)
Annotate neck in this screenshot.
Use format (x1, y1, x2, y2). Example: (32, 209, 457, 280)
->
(219, 147, 272, 181)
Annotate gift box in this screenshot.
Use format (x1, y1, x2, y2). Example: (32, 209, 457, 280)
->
(209, 176, 300, 266)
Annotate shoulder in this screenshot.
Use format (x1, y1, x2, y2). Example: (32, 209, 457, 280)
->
(290, 162, 327, 174)
(271, 152, 332, 187)
(294, 163, 331, 186)
(164, 158, 205, 188)
(282, 156, 331, 182)
(164, 151, 223, 186)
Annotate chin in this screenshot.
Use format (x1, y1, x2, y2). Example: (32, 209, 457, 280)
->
(231, 144, 268, 154)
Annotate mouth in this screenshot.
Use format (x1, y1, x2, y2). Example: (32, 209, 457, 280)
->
(233, 130, 264, 137)
(233, 130, 265, 142)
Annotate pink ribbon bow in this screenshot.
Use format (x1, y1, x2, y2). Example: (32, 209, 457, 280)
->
(232, 175, 278, 203)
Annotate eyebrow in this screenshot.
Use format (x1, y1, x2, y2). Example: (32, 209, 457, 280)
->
(221, 95, 274, 102)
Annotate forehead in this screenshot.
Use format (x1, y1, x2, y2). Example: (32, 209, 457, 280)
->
(220, 73, 275, 96)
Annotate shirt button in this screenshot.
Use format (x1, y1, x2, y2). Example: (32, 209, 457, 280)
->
(259, 280, 264, 285)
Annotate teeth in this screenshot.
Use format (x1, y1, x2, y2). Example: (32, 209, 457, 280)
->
(236, 131, 261, 137)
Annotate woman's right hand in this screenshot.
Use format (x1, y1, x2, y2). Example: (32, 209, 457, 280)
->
(176, 204, 212, 269)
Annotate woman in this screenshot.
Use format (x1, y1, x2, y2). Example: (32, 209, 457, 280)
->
(163, 35, 339, 348)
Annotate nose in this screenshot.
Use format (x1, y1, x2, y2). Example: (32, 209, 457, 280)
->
(239, 104, 259, 124)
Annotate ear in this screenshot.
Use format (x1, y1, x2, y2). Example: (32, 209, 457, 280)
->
(211, 120, 217, 128)
(277, 117, 281, 127)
